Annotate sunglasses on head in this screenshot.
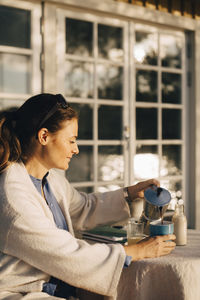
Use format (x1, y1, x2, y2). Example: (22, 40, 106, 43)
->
(36, 94, 69, 132)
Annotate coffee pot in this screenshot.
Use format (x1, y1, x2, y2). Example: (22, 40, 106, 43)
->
(140, 185, 171, 234)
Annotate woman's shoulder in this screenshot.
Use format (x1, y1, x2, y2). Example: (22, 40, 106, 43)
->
(47, 169, 74, 201)
(0, 161, 26, 181)
(48, 169, 70, 189)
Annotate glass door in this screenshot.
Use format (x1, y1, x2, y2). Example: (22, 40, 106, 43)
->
(56, 10, 129, 193)
(56, 8, 187, 213)
(131, 23, 186, 210)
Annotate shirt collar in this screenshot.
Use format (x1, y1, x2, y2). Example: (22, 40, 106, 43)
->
(29, 172, 49, 185)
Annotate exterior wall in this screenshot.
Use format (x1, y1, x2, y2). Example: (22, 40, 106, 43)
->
(195, 24, 200, 229)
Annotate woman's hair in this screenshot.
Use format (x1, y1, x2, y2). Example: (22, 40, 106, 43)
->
(0, 93, 78, 172)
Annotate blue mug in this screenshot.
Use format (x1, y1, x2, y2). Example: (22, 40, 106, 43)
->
(150, 220, 174, 236)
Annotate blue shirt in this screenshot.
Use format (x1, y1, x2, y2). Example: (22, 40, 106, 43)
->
(30, 174, 131, 296)
(30, 174, 76, 297)
(30, 173, 68, 230)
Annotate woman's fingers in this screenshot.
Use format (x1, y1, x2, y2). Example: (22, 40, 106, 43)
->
(161, 234, 176, 241)
(164, 241, 176, 247)
(137, 179, 160, 191)
(149, 235, 176, 256)
(128, 178, 160, 199)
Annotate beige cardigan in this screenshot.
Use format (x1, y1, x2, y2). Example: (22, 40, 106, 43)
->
(0, 162, 130, 299)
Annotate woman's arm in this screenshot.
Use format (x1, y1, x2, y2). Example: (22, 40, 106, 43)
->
(68, 178, 160, 231)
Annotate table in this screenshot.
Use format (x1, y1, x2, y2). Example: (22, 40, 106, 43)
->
(79, 230, 200, 300)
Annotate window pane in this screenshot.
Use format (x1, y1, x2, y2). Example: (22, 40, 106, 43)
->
(162, 109, 181, 139)
(98, 105, 122, 140)
(0, 53, 31, 94)
(136, 70, 158, 102)
(134, 145, 159, 179)
(98, 146, 124, 181)
(97, 184, 122, 193)
(66, 18, 93, 57)
(0, 99, 24, 109)
(97, 64, 123, 100)
(0, 6, 30, 48)
(160, 34, 182, 68)
(161, 145, 182, 176)
(161, 180, 182, 210)
(65, 60, 94, 98)
(136, 108, 158, 139)
(66, 146, 93, 182)
(134, 31, 158, 65)
(162, 72, 181, 104)
(98, 24, 123, 62)
(70, 103, 93, 140)
(76, 186, 94, 193)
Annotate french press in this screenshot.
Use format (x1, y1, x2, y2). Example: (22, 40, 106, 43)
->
(139, 185, 171, 234)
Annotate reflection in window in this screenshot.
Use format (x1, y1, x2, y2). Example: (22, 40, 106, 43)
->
(134, 31, 158, 65)
(76, 186, 94, 193)
(0, 5, 30, 48)
(97, 64, 123, 100)
(160, 34, 182, 68)
(134, 145, 159, 179)
(0, 53, 31, 94)
(98, 24, 123, 62)
(97, 184, 122, 193)
(98, 105, 122, 140)
(136, 108, 158, 139)
(65, 60, 94, 98)
(136, 70, 158, 102)
(161, 145, 182, 176)
(0, 99, 24, 110)
(162, 72, 181, 104)
(66, 18, 93, 57)
(98, 146, 124, 181)
(70, 103, 93, 140)
(161, 180, 182, 210)
(66, 146, 93, 182)
(162, 109, 181, 139)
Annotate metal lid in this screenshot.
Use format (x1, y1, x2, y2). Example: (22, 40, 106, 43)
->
(144, 186, 171, 207)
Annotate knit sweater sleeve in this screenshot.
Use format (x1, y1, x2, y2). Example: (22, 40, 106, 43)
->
(48, 170, 130, 231)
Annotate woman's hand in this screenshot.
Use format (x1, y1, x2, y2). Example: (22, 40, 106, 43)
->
(127, 179, 160, 200)
(124, 234, 176, 261)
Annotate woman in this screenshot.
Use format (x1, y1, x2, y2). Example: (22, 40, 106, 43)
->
(0, 93, 175, 300)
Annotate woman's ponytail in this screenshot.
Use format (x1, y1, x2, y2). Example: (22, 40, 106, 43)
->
(0, 110, 21, 172)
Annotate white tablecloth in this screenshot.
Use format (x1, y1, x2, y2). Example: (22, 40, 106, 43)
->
(79, 230, 200, 300)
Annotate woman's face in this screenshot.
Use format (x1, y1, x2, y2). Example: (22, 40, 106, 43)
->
(41, 118, 79, 171)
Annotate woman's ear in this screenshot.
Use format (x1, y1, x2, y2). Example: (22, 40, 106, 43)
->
(37, 128, 49, 145)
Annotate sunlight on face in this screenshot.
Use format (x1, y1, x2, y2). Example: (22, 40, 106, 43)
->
(44, 119, 79, 171)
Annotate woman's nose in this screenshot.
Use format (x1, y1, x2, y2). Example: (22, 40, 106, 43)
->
(73, 144, 79, 155)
